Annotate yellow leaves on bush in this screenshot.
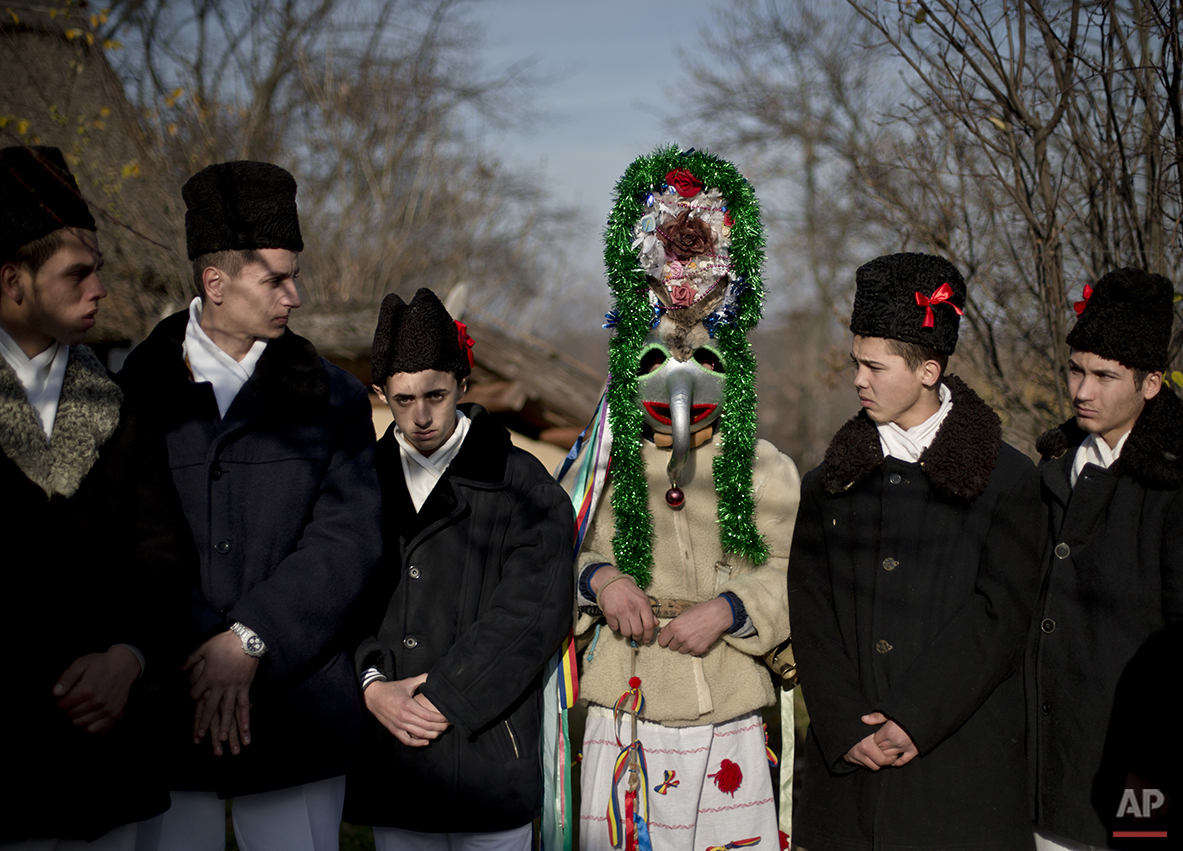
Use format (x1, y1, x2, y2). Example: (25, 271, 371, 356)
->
(165, 89, 184, 108)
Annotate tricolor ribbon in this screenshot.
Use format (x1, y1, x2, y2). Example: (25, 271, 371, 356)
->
(914, 282, 964, 328)
(607, 742, 650, 849)
(612, 677, 645, 745)
(455, 320, 476, 367)
(653, 769, 679, 795)
(1074, 284, 1093, 315)
(763, 722, 778, 768)
(706, 838, 762, 851)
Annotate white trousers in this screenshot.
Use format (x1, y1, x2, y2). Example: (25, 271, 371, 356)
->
(135, 776, 346, 851)
(1, 823, 137, 851)
(1034, 830, 1107, 851)
(371, 824, 532, 851)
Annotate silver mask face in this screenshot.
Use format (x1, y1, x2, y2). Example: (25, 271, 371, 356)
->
(634, 334, 725, 494)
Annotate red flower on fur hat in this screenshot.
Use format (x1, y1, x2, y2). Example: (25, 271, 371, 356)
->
(1073, 284, 1093, 315)
(455, 320, 475, 367)
(708, 759, 743, 796)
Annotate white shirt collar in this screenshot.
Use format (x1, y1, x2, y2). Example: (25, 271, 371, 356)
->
(878, 382, 953, 463)
(1071, 430, 1130, 487)
(0, 324, 69, 438)
(182, 297, 267, 417)
(394, 409, 471, 512)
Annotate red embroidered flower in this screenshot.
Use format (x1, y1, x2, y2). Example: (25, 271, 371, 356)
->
(665, 168, 703, 198)
(708, 758, 743, 796)
(669, 283, 696, 308)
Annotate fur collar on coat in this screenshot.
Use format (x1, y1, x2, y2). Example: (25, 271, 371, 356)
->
(1036, 386, 1183, 490)
(821, 374, 1003, 502)
(0, 344, 121, 498)
(120, 310, 329, 418)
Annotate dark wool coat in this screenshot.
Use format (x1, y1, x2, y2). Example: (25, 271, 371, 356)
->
(3, 345, 195, 841)
(344, 405, 575, 833)
(1029, 388, 1183, 846)
(119, 311, 382, 797)
(789, 376, 1044, 851)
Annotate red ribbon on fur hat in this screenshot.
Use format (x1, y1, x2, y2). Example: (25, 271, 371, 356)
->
(455, 321, 475, 367)
(1073, 284, 1093, 315)
(915, 282, 964, 328)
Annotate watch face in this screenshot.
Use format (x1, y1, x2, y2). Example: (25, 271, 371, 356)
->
(245, 635, 265, 655)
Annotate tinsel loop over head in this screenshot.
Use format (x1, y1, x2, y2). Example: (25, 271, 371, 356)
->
(0, 146, 96, 261)
(183, 161, 304, 259)
(1066, 268, 1175, 373)
(603, 145, 768, 587)
(851, 253, 966, 355)
(371, 287, 473, 386)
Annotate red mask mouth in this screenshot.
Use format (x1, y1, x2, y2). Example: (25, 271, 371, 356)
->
(643, 401, 718, 426)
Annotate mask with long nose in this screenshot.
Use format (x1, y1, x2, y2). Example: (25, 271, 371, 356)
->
(635, 335, 725, 507)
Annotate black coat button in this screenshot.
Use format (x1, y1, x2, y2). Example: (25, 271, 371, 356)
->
(1054, 542, 1070, 559)
(1041, 618, 1056, 633)
(408, 566, 421, 579)
(1041, 700, 1051, 715)
(210, 465, 223, 480)
(883, 557, 899, 572)
(403, 636, 418, 649)
(889, 473, 902, 485)
(876, 639, 892, 654)
(215, 539, 231, 554)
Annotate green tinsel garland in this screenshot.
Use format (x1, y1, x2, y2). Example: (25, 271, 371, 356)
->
(603, 145, 769, 588)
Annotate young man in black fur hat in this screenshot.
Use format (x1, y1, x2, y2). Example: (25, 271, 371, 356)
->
(1, 146, 194, 848)
(788, 253, 1044, 851)
(345, 288, 573, 851)
(119, 161, 382, 851)
(1029, 268, 1182, 851)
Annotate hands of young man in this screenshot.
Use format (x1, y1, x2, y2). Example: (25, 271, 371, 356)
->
(53, 646, 142, 735)
(184, 630, 259, 755)
(843, 711, 919, 770)
(364, 672, 451, 748)
(657, 596, 733, 656)
(593, 566, 657, 644)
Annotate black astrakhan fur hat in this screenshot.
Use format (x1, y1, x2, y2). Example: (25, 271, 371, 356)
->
(0, 146, 96, 261)
(182, 161, 303, 259)
(371, 288, 473, 386)
(1066, 268, 1174, 372)
(850, 252, 966, 355)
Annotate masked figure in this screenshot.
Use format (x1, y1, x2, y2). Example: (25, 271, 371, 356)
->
(560, 146, 800, 851)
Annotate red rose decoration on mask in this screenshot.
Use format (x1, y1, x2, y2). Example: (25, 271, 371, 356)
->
(669, 283, 696, 307)
(657, 210, 714, 261)
(665, 168, 704, 198)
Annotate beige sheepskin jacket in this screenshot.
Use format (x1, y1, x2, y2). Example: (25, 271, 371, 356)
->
(574, 435, 800, 727)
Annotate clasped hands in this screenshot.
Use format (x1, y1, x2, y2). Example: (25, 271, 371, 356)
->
(843, 712, 919, 770)
(591, 565, 732, 656)
(364, 672, 450, 748)
(184, 630, 259, 756)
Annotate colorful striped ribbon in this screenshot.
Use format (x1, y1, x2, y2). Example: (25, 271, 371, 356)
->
(607, 741, 650, 849)
(706, 837, 762, 851)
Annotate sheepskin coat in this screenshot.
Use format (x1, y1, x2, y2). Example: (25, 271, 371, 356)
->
(1029, 388, 1183, 845)
(345, 405, 574, 832)
(118, 311, 382, 797)
(789, 376, 1043, 851)
(4, 345, 194, 841)
(574, 435, 800, 726)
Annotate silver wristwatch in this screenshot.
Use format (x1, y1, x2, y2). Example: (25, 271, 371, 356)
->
(229, 622, 267, 658)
